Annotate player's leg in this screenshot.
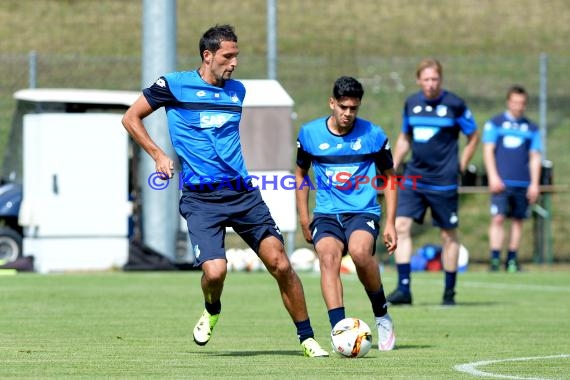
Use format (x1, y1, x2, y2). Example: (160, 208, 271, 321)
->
(505, 187, 529, 272)
(233, 189, 328, 357)
(489, 214, 506, 271)
(387, 216, 414, 305)
(257, 235, 328, 357)
(440, 228, 459, 305)
(180, 190, 228, 345)
(311, 213, 347, 328)
(506, 219, 523, 272)
(346, 221, 395, 351)
(489, 192, 508, 271)
(193, 259, 226, 345)
(388, 187, 427, 305)
(314, 236, 344, 325)
(429, 190, 459, 305)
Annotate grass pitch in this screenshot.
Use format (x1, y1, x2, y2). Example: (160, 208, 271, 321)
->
(1, 269, 569, 379)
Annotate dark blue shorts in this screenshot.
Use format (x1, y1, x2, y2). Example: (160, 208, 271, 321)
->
(179, 181, 284, 266)
(490, 187, 530, 219)
(310, 213, 380, 256)
(396, 186, 459, 229)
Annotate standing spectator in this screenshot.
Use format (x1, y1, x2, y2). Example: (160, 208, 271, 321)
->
(296, 76, 397, 351)
(483, 85, 542, 272)
(122, 24, 328, 357)
(387, 58, 479, 306)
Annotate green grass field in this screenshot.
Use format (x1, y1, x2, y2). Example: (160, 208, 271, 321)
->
(1, 269, 568, 379)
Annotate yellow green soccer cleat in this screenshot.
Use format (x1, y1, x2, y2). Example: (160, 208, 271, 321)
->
(193, 310, 219, 346)
(301, 337, 329, 357)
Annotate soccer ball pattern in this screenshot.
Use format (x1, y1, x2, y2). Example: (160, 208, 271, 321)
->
(330, 317, 373, 358)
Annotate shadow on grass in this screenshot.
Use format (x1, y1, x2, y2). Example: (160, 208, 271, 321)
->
(393, 344, 432, 350)
(209, 350, 303, 357)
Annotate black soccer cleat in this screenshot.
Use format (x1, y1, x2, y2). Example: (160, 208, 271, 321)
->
(386, 289, 412, 305)
(442, 289, 456, 306)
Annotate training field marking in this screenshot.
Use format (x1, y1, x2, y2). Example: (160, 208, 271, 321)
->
(413, 278, 570, 293)
(454, 354, 570, 379)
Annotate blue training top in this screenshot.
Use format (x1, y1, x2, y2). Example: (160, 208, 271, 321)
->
(296, 116, 393, 215)
(482, 112, 542, 187)
(401, 90, 478, 191)
(143, 70, 248, 185)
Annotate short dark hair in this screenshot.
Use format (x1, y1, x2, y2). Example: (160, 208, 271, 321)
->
(332, 76, 364, 100)
(506, 84, 528, 100)
(199, 24, 238, 60)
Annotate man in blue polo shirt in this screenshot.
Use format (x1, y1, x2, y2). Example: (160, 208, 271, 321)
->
(122, 24, 328, 357)
(387, 58, 479, 306)
(483, 85, 542, 272)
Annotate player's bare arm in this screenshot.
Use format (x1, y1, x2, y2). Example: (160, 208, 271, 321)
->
(483, 142, 505, 193)
(392, 132, 411, 171)
(460, 130, 480, 174)
(382, 167, 398, 254)
(122, 95, 174, 178)
(295, 165, 313, 243)
(527, 151, 542, 204)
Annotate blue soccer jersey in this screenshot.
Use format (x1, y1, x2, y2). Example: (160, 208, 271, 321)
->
(297, 117, 393, 215)
(143, 70, 248, 185)
(401, 90, 477, 190)
(482, 112, 542, 187)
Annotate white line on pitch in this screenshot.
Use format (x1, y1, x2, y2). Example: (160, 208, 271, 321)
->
(412, 278, 570, 293)
(454, 354, 570, 379)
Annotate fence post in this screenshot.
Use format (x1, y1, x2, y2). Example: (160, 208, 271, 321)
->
(539, 52, 548, 159)
(28, 51, 37, 88)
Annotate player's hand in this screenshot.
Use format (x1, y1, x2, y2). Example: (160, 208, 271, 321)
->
(300, 221, 313, 244)
(488, 175, 505, 193)
(527, 183, 540, 204)
(155, 155, 175, 179)
(383, 225, 397, 254)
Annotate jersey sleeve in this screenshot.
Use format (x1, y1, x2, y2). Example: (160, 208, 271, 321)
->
(457, 105, 478, 136)
(296, 129, 312, 169)
(374, 139, 394, 172)
(142, 76, 178, 110)
(482, 121, 498, 144)
(530, 128, 543, 152)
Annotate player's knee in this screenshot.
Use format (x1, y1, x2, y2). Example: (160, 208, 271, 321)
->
(202, 260, 227, 284)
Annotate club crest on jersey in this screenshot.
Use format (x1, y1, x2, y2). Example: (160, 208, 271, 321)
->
(229, 91, 239, 103)
(350, 138, 362, 151)
(196, 90, 206, 97)
(436, 105, 448, 117)
(413, 105, 422, 113)
(319, 142, 330, 150)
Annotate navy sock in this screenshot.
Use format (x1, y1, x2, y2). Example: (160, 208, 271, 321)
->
(366, 287, 388, 317)
(444, 271, 457, 291)
(397, 263, 411, 293)
(328, 307, 345, 328)
(491, 250, 500, 260)
(295, 319, 314, 343)
(205, 300, 221, 315)
(507, 250, 517, 261)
